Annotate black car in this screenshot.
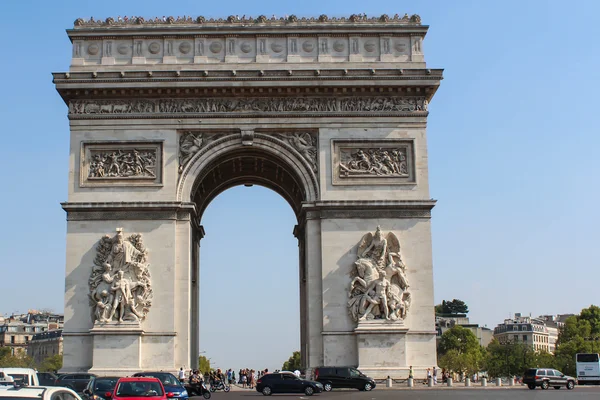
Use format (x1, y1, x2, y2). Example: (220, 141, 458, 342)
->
(37, 372, 58, 386)
(314, 366, 376, 392)
(55, 373, 97, 393)
(256, 372, 323, 396)
(523, 368, 576, 390)
(82, 376, 120, 400)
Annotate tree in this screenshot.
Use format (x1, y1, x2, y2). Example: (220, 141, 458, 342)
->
(437, 326, 484, 375)
(38, 355, 62, 373)
(0, 349, 34, 368)
(198, 355, 211, 375)
(282, 351, 301, 372)
(554, 305, 600, 375)
(435, 299, 469, 315)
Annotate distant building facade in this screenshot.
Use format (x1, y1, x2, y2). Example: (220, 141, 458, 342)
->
(0, 311, 64, 356)
(493, 313, 573, 354)
(27, 330, 63, 364)
(436, 314, 494, 347)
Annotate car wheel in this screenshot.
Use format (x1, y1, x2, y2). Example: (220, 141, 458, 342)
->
(541, 380, 549, 390)
(567, 380, 575, 390)
(202, 392, 211, 399)
(364, 382, 373, 391)
(323, 383, 332, 392)
(527, 383, 535, 390)
(554, 386, 560, 389)
(304, 386, 314, 396)
(262, 386, 272, 396)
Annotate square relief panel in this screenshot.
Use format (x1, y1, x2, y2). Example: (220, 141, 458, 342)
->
(80, 141, 163, 187)
(331, 139, 415, 185)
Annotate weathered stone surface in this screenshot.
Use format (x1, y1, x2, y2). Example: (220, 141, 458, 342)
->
(56, 15, 441, 378)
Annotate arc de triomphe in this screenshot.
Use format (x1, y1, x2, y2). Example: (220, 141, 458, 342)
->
(54, 14, 442, 378)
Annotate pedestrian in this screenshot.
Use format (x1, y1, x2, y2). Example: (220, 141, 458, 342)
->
(409, 365, 413, 379)
(178, 367, 185, 383)
(426, 368, 431, 384)
(231, 370, 236, 385)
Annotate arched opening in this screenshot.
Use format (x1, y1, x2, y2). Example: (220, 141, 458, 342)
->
(181, 134, 318, 373)
(199, 185, 299, 372)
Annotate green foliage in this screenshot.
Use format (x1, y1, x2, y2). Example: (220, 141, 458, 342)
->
(0, 349, 35, 368)
(484, 340, 559, 378)
(38, 355, 62, 373)
(198, 355, 211, 375)
(435, 299, 469, 315)
(437, 326, 484, 374)
(554, 305, 600, 375)
(282, 351, 301, 372)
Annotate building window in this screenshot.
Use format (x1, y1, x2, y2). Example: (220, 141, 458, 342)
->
(514, 335, 519, 342)
(523, 335, 528, 341)
(10, 336, 15, 344)
(25, 336, 29, 343)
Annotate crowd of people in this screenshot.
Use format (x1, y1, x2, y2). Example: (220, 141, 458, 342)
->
(179, 367, 280, 390)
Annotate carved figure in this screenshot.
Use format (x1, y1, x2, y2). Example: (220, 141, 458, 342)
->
(88, 229, 153, 324)
(275, 132, 318, 172)
(179, 132, 225, 171)
(339, 148, 409, 178)
(348, 227, 411, 323)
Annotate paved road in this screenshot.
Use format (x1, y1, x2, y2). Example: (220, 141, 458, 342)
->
(194, 386, 600, 399)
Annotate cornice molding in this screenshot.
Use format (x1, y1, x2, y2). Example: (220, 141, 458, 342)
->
(62, 201, 197, 221)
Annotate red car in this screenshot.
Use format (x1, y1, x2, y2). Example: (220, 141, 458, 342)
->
(107, 377, 176, 400)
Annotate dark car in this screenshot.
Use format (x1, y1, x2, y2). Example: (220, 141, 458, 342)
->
(82, 376, 120, 400)
(314, 366, 376, 392)
(132, 372, 188, 400)
(38, 372, 58, 386)
(256, 372, 323, 396)
(523, 368, 576, 390)
(55, 373, 97, 393)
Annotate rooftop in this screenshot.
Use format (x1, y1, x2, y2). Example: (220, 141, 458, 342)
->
(73, 13, 422, 28)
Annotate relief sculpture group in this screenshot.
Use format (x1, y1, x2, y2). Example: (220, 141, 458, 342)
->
(348, 227, 411, 322)
(88, 229, 153, 324)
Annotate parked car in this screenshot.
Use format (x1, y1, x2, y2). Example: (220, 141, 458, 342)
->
(131, 372, 188, 400)
(55, 373, 97, 393)
(0, 384, 81, 400)
(37, 373, 58, 387)
(256, 372, 323, 396)
(0, 368, 40, 386)
(523, 368, 576, 390)
(314, 366, 376, 392)
(83, 376, 120, 400)
(110, 377, 166, 400)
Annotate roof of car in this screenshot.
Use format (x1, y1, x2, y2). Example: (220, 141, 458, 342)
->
(118, 377, 161, 382)
(0, 386, 80, 398)
(0, 369, 37, 374)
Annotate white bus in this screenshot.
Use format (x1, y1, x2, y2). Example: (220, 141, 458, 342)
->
(576, 353, 600, 384)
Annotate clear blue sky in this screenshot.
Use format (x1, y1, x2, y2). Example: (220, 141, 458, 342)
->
(1, 0, 599, 372)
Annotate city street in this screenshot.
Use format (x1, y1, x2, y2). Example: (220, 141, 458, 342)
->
(193, 386, 600, 399)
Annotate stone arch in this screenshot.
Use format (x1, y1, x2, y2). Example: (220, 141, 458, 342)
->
(177, 132, 319, 216)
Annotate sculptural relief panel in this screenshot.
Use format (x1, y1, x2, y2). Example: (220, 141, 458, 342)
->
(331, 139, 415, 185)
(348, 227, 411, 323)
(88, 228, 153, 325)
(80, 141, 163, 187)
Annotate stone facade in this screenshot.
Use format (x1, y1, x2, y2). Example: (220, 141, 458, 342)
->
(54, 14, 443, 378)
(493, 313, 572, 354)
(27, 330, 64, 364)
(0, 313, 63, 356)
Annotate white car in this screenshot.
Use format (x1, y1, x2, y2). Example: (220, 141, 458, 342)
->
(0, 385, 82, 400)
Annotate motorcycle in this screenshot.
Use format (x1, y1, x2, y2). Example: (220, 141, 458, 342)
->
(209, 380, 230, 393)
(184, 381, 212, 399)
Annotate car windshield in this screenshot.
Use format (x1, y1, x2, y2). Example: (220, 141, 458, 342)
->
(6, 375, 29, 385)
(95, 378, 119, 392)
(116, 381, 164, 397)
(349, 369, 362, 377)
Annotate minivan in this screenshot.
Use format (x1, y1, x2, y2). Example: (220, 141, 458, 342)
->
(314, 366, 376, 391)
